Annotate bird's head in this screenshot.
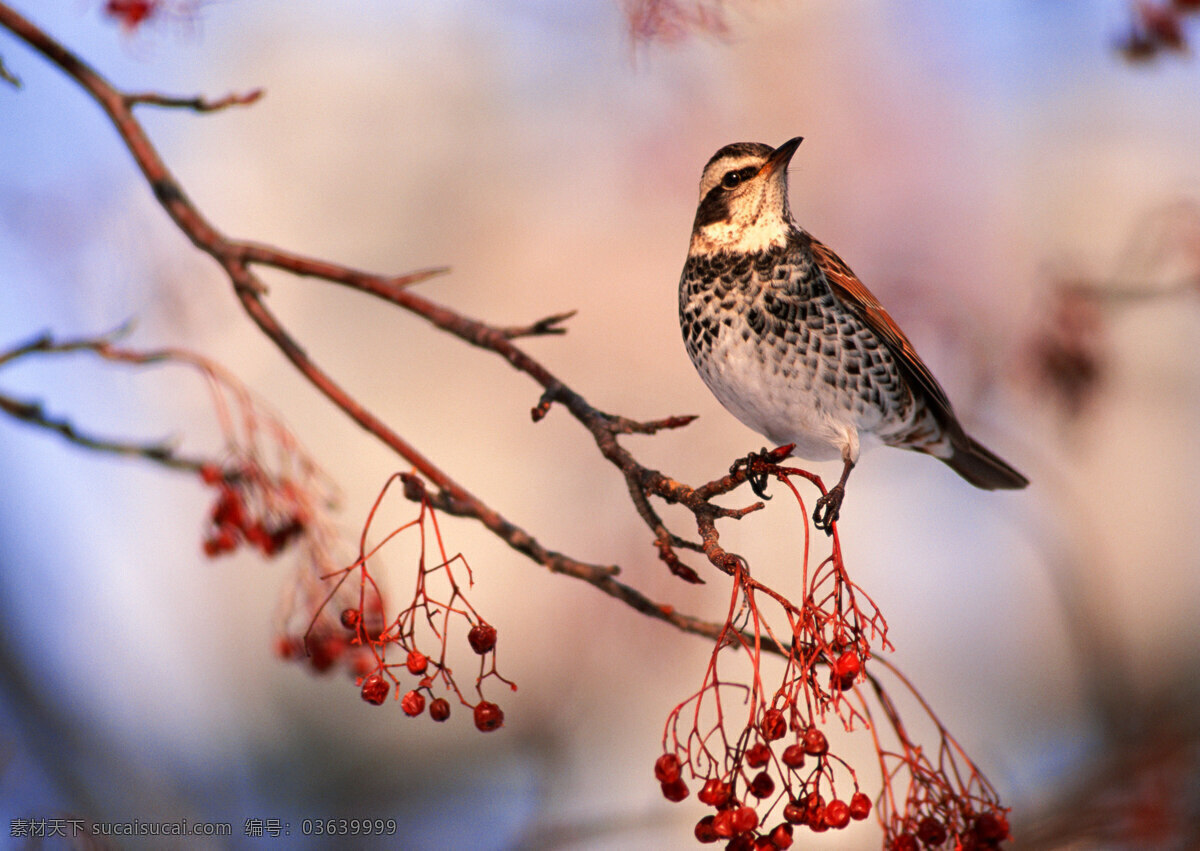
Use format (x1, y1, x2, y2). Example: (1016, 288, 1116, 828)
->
(688, 136, 803, 256)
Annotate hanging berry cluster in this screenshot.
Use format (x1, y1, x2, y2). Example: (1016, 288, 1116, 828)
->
(312, 472, 514, 731)
(654, 464, 1010, 849)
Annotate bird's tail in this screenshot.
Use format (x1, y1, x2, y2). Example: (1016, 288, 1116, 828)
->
(942, 434, 1029, 491)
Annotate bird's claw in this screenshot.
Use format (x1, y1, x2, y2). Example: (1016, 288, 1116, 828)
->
(812, 484, 845, 536)
(730, 448, 774, 500)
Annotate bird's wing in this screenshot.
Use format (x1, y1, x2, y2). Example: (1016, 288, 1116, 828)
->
(807, 237, 957, 422)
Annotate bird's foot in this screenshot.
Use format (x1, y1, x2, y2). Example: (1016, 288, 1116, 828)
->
(812, 484, 845, 536)
(730, 447, 775, 500)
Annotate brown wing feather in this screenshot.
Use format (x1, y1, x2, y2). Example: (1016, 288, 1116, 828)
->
(807, 236, 1029, 489)
(807, 237, 957, 427)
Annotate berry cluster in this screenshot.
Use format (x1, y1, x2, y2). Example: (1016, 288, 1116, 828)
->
(655, 463, 1009, 848)
(304, 472, 514, 731)
(200, 464, 307, 558)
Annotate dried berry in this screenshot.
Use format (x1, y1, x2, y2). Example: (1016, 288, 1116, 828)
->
(917, 816, 947, 847)
(760, 707, 787, 740)
(745, 742, 771, 768)
(359, 674, 389, 705)
(849, 791, 872, 820)
(694, 815, 719, 843)
(698, 778, 732, 808)
(802, 727, 828, 756)
(661, 777, 689, 802)
(748, 771, 775, 799)
(429, 697, 451, 722)
(468, 623, 497, 654)
(473, 700, 504, 732)
(769, 823, 794, 849)
(729, 805, 758, 834)
(654, 753, 682, 783)
(400, 690, 425, 717)
(824, 799, 850, 829)
(405, 649, 428, 675)
(781, 743, 806, 768)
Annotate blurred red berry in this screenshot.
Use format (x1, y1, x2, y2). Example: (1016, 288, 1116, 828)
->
(661, 777, 689, 802)
(917, 816, 947, 846)
(748, 771, 775, 799)
(694, 815, 719, 843)
(824, 799, 850, 829)
(781, 743, 805, 768)
(654, 753, 682, 783)
(199, 464, 222, 485)
(698, 778, 732, 807)
(429, 697, 451, 722)
(769, 823, 794, 848)
(760, 707, 786, 741)
(401, 690, 425, 716)
(802, 727, 828, 756)
(891, 834, 919, 851)
(974, 812, 1009, 841)
(360, 674, 389, 705)
(468, 623, 497, 654)
(712, 808, 735, 838)
(745, 741, 771, 768)
(306, 635, 345, 673)
(405, 649, 428, 675)
(104, 0, 159, 31)
(848, 791, 872, 820)
(730, 805, 758, 834)
(473, 700, 504, 731)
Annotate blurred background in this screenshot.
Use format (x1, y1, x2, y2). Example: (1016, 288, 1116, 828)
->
(2, 1, 1199, 848)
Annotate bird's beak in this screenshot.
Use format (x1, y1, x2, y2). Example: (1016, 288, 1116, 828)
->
(758, 136, 803, 178)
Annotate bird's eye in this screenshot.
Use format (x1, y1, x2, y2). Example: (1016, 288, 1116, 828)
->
(721, 171, 742, 189)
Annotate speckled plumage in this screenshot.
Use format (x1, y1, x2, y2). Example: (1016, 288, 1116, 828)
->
(678, 137, 1027, 529)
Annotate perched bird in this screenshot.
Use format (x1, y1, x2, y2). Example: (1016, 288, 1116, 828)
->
(678, 137, 1028, 532)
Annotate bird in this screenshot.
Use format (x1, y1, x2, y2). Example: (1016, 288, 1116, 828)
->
(678, 136, 1028, 533)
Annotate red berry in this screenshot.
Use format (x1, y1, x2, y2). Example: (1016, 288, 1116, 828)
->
(400, 690, 425, 716)
(745, 742, 771, 768)
(770, 823, 794, 849)
(654, 753, 682, 783)
(274, 635, 303, 660)
(891, 834, 919, 851)
(698, 778, 732, 807)
(473, 700, 504, 731)
(917, 816, 947, 846)
(405, 649, 428, 675)
(694, 815, 719, 843)
(783, 802, 806, 825)
(730, 805, 758, 834)
(781, 743, 805, 768)
(661, 777, 689, 802)
(974, 812, 1009, 841)
(429, 697, 451, 722)
(760, 707, 787, 741)
(306, 635, 345, 673)
(808, 808, 828, 832)
(848, 791, 872, 820)
(360, 674, 389, 705)
(748, 771, 775, 799)
(712, 808, 735, 838)
(802, 727, 828, 756)
(199, 464, 223, 485)
(824, 799, 850, 829)
(468, 623, 497, 654)
(340, 608, 361, 630)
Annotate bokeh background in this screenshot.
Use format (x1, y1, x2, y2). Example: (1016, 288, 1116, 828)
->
(2, 1, 1199, 848)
